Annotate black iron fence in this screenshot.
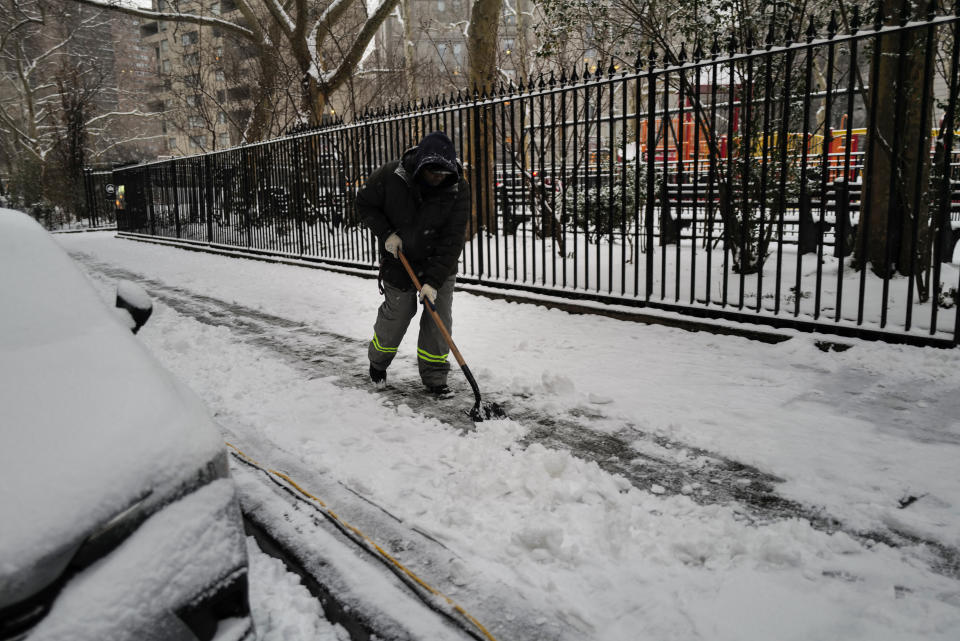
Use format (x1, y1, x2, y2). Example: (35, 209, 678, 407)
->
(81, 169, 118, 229)
(107, 8, 960, 346)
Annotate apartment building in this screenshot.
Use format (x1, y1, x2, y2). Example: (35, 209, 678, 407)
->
(140, 0, 250, 158)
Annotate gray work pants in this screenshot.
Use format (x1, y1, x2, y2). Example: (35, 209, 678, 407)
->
(368, 274, 456, 386)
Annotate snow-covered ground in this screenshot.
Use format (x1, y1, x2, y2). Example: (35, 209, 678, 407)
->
(58, 231, 960, 641)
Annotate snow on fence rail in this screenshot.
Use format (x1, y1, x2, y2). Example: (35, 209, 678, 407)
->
(100, 10, 960, 347)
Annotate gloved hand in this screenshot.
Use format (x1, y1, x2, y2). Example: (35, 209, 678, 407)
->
(419, 283, 438, 305)
(384, 232, 402, 258)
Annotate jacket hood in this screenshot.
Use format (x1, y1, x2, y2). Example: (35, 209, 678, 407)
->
(400, 132, 460, 187)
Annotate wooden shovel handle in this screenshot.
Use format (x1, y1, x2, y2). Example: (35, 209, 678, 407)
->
(397, 251, 467, 368)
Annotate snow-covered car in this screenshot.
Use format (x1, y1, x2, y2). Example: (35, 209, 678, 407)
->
(0, 210, 252, 641)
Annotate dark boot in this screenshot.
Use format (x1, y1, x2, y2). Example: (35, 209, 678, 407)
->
(369, 365, 387, 384)
(424, 383, 454, 399)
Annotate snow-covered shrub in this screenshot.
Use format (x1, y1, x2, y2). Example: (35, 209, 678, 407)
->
(564, 161, 646, 242)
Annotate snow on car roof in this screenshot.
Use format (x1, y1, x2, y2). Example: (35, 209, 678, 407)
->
(0, 209, 224, 601)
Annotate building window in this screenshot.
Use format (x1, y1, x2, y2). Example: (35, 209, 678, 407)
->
(184, 52, 199, 66)
(160, 39, 168, 52)
(168, 137, 177, 150)
(189, 116, 204, 128)
(190, 135, 207, 150)
(217, 111, 227, 124)
(182, 31, 198, 46)
(216, 90, 226, 102)
(161, 59, 171, 73)
(218, 132, 230, 147)
(215, 70, 225, 83)
(437, 0, 445, 10)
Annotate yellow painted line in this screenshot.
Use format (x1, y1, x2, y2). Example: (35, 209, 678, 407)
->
(225, 442, 499, 641)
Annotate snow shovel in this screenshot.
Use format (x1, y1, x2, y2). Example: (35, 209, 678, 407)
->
(398, 251, 506, 422)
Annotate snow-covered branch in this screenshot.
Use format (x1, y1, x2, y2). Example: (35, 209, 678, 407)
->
(67, 0, 256, 42)
(263, 0, 295, 37)
(322, 0, 400, 89)
(312, 0, 355, 53)
(85, 109, 162, 127)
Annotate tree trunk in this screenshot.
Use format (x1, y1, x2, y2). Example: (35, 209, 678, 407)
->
(466, 0, 502, 237)
(858, 0, 935, 278)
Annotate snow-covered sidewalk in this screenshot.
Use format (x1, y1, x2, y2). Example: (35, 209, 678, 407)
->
(60, 231, 960, 641)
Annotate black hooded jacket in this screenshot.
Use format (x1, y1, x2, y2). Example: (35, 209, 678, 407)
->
(356, 132, 470, 290)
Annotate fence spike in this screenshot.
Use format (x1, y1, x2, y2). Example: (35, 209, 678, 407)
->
(745, 28, 755, 50)
(648, 44, 658, 68)
(807, 15, 817, 40)
(517, 77, 525, 92)
(765, 17, 776, 48)
(827, 10, 838, 36)
(607, 60, 616, 75)
(570, 67, 579, 82)
(559, 67, 567, 84)
(549, 70, 556, 86)
(678, 42, 688, 62)
(785, 21, 796, 43)
(538, 72, 546, 88)
(583, 64, 592, 80)
(728, 34, 738, 54)
(499, 81, 506, 96)
(634, 50, 643, 70)
(710, 35, 720, 58)
(872, 4, 884, 30)
(693, 39, 704, 61)
(851, 5, 861, 31)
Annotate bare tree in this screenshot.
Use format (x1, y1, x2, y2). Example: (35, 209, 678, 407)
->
(70, 0, 402, 133)
(0, 0, 161, 216)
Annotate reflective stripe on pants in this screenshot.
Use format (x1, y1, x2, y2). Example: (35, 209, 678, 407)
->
(368, 274, 455, 386)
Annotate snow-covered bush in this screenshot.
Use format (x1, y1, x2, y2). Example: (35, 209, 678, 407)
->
(564, 161, 646, 241)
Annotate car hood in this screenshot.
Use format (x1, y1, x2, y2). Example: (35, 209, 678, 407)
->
(0, 211, 225, 606)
